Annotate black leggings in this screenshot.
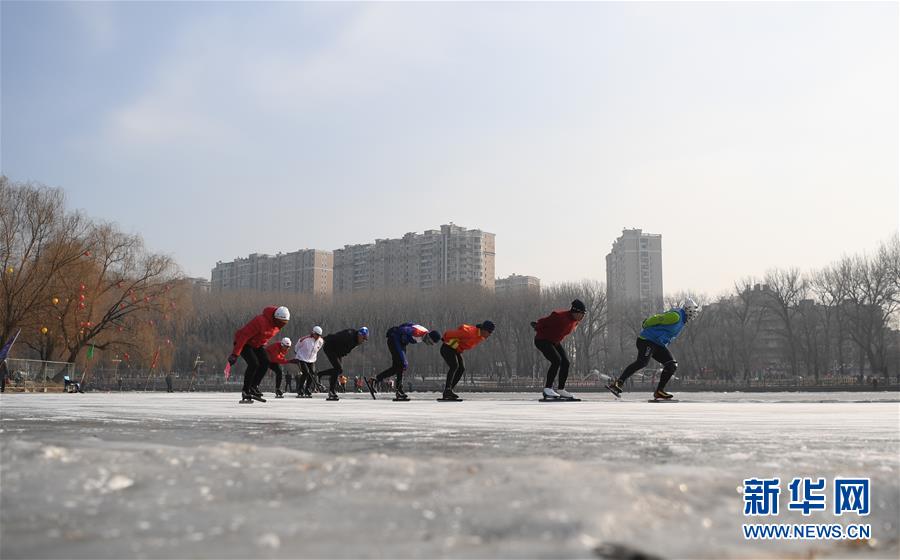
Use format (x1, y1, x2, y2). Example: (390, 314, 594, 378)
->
(618, 338, 677, 391)
(240, 345, 269, 392)
(317, 350, 343, 393)
(534, 338, 569, 389)
(283, 372, 293, 392)
(296, 361, 316, 393)
(441, 343, 465, 391)
(375, 338, 405, 390)
(269, 363, 284, 390)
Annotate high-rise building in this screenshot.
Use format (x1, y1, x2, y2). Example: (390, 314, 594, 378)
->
(333, 224, 495, 292)
(606, 228, 663, 317)
(211, 249, 332, 296)
(495, 274, 541, 296)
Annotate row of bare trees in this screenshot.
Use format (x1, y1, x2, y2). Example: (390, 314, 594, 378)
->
(3, 177, 897, 384)
(638, 238, 900, 381)
(1, 177, 183, 380)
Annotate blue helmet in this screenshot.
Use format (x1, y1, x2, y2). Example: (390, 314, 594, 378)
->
(358, 326, 369, 338)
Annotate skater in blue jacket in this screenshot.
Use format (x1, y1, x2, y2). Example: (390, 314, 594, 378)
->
(607, 298, 699, 400)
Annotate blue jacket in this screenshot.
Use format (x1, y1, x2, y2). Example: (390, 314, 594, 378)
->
(387, 323, 430, 369)
(639, 308, 687, 347)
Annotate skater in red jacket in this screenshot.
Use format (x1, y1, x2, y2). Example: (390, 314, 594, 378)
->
(440, 321, 495, 401)
(264, 337, 292, 398)
(532, 299, 585, 401)
(227, 306, 290, 403)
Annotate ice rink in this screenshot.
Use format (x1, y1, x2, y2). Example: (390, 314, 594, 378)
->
(2, 391, 898, 559)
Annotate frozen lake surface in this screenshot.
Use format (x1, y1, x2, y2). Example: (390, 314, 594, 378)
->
(2, 391, 898, 559)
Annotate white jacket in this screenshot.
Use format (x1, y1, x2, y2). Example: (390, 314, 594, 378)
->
(294, 334, 324, 363)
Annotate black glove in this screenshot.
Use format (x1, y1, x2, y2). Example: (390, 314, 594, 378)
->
(530, 321, 537, 330)
(227, 354, 238, 366)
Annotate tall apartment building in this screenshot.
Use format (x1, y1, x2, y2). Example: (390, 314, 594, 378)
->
(605, 228, 664, 317)
(495, 274, 541, 296)
(211, 249, 333, 296)
(333, 224, 495, 292)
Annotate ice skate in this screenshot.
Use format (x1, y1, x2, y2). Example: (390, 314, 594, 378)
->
(364, 377, 377, 399)
(539, 387, 561, 402)
(652, 389, 674, 401)
(438, 389, 462, 402)
(606, 379, 623, 398)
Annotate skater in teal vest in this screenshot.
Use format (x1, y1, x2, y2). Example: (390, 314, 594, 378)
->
(607, 298, 699, 400)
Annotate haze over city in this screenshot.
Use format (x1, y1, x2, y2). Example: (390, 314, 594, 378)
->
(2, 1, 897, 295)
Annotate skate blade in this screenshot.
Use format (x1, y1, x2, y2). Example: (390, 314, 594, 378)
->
(648, 399, 680, 403)
(605, 386, 622, 399)
(392, 398, 410, 402)
(538, 397, 581, 402)
(437, 398, 464, 402)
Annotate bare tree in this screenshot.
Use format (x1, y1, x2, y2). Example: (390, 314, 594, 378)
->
(0, 177, 92, 347)
(763, 268, 808, 377)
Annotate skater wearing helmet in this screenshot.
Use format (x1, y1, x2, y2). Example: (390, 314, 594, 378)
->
(264, 337, 292, 398)
(366, 323, 441, 401)
(228, 306, 290, 404)
(293, 326, 325, 398)
(532, 299, 586, 401)
(439, 321, 495, 401)
(316, 327, 370, 401)
(606, 298, 700, 401)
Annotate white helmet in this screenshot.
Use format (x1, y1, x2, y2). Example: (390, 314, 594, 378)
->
(274, 306, 290, 321)
(280, 337, 292, 347)
(683, 298, 700, 321)
(312, 326, 323, 336)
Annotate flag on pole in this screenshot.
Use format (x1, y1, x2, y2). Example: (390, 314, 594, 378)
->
(87, 344, 95, 359)
(150, 348, 160, 370)
(0, 329, 21, 362)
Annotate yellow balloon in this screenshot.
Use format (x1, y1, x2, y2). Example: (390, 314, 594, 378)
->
(40, 327, 48, 334)
(51, 297, 60, 305)
(5, 266, 13, 274)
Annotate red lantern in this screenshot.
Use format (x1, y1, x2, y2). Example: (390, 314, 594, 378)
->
(78, 302, 86, 310)
(79, 284, 86, 291)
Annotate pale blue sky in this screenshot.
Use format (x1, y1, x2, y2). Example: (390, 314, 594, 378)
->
(2, 1, 897, 296)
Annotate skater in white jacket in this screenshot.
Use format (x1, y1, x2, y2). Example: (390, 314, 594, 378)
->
(293, 326, 324, 397)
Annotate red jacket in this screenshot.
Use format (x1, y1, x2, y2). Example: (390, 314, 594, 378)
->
(265, 341, 291, 365)
(232, 306, 282, 355)
(535, 309, 579, 343)
(442, 324, 486, 353)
